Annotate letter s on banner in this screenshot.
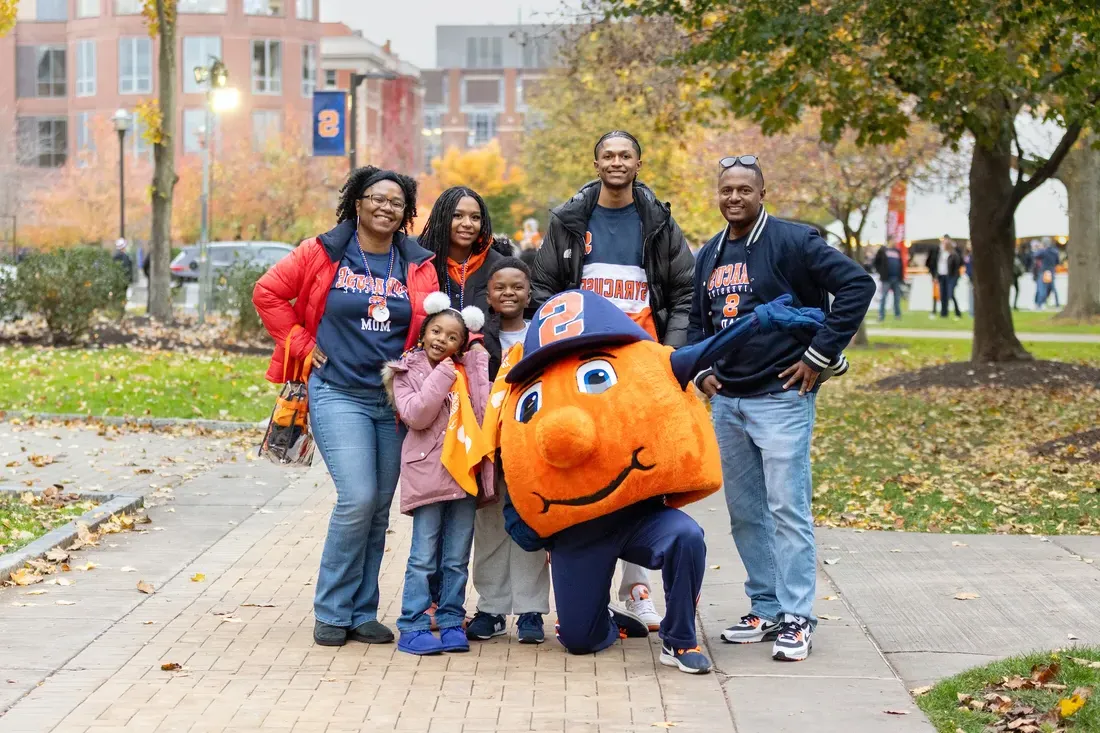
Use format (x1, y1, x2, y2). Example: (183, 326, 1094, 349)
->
(312, 91, 346, 157)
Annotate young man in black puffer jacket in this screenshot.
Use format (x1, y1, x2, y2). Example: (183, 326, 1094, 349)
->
(529, 130, 696, 632)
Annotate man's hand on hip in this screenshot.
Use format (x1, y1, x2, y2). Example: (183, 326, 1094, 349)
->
(700, 374, 722, 398)
(779, 361, 819, 396)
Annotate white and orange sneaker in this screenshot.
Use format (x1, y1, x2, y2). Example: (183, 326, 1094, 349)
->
(720, 613, 781, 644)
(624, 583, 662, 631)
(772, 614, 812, 661)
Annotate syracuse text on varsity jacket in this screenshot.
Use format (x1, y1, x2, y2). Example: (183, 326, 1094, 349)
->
(687, 207, 875, 396)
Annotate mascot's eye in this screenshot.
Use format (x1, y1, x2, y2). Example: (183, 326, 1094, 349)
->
(576, 360, 617, 395)
(515, 383, 542, 423)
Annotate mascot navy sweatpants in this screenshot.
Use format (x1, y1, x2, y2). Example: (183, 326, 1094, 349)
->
(549, 501, 706, 654)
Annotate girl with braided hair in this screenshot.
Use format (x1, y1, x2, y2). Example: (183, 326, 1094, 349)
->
(253, 165, 440, 648)
(417, 186, 506, 314)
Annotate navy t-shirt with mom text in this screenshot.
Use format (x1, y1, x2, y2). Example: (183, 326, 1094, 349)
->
(315, 246, 411, 389)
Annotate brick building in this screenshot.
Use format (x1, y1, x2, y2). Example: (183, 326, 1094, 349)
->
(421, 24, 561, 171)
(0, 0, 324, 168)
(319, 24, 421, 175)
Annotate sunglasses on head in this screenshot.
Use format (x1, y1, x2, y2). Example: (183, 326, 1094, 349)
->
(719, 155, 759, 169)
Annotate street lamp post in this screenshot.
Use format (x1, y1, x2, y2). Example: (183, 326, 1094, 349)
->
(349, 69, 398, 172)
(192, 58, 232, 324)
(111, 109, 132, 244)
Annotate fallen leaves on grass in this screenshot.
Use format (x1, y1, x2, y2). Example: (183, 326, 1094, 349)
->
(1056, 687, 1091, 718)
(910, 685, 933, 696)
(1070, 657, 1100, 669)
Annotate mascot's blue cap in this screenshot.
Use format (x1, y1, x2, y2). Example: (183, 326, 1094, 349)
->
(506, 290, 654, 384)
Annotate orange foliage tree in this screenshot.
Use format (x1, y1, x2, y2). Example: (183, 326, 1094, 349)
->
(417, 141, 532, 237)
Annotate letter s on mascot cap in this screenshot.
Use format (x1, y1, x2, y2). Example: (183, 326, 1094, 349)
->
(483, 289, 825, 538)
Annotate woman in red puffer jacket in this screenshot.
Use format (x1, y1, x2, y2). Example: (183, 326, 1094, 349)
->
(253, 166, 438, 648)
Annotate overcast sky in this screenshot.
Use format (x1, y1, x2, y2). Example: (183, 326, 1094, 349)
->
(320, 0, 582, 69)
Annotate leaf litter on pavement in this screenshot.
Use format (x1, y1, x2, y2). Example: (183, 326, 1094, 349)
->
(812, 342, 1100, 536)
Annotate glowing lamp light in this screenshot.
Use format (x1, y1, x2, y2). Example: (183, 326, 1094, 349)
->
(211, 88, 240, 112)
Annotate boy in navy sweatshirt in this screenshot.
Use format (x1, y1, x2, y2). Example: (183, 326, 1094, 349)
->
(688, 156, 874, 661)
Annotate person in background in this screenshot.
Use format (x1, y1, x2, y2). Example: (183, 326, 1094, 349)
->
(466, 257, 552, 645)
(963, 245, 975, 317)
(1037, 238, 1061, 309)
(253, 166, 434, 648)
(1011, 243, 1029, 311)
(113, 238, 134, 283)
(531, 130, 696, 632)
(931, 236, 963, 319)
(872, 242, 905, 321)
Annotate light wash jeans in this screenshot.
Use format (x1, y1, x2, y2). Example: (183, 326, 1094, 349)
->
(711, 389, 817, 625)
(398, 496, 477, 632)
(309, 374, 404, 628)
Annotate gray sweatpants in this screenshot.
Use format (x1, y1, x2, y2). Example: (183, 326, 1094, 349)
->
(471, 481, 551, 616)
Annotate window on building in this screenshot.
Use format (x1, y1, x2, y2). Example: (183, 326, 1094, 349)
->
(422, 109, 444, 173)
(462, 78, 501, 106)
(301, 44, 317, 97)
(182, 109, 206, 154)
(177, 0, 226, 12)
(295, 0, 312, 19)
(183, 37, 222, 93)
(324, 68, 337, 89)
(77, 0, 100, 17)
(34, 0, 68, 20)
(422, 71, 445, 106)
(115, 0, 142, 14)
(252, 110, 282, 151)
(119, 37, 153, 94)
(130, 113, 153, 161)
(76, 112, 95, 161)
(16, 117, 67, 168)
(252, 39, 282, 94)
(16, 46, 66, 98)
(465, 36, 503, 69)
(466, 111, 497, 148)
(76, 40, 96, 97)
(244, 0, 283, 16)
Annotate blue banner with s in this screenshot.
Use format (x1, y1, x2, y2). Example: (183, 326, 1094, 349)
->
(312, 91, 346, 157)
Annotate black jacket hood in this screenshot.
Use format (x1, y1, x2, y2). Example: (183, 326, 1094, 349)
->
(549, 180, 671, 240)
(317, 219, 433, 266)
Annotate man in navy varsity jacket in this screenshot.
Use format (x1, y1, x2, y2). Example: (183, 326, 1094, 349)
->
(688, 157, 874, 662)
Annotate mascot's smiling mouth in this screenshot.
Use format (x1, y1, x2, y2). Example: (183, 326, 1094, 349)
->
(532, 447, 656, 513)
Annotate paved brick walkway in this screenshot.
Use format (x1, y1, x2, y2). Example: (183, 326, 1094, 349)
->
(2, 451, 736, 733)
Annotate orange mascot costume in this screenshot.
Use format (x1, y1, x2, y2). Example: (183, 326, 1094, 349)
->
(488, 289, 825, 673)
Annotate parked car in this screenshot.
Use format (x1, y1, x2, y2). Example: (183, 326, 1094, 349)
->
(169, 241, 293, 282)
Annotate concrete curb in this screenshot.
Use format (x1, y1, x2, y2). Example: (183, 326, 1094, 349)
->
(0, 409, 266, 432)
(0, 489, 145, 583)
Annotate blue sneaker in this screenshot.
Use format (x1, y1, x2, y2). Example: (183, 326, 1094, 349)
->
(397, 630, 443, 656)
(465, 611, 506, 640)
(659, 642, 712, 674)
(610, 605, 649, 638)
(439, 626, 469, 653)
(516, 612, 545, 644)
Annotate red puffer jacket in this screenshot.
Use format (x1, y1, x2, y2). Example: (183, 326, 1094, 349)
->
(253, 220, 439, 384)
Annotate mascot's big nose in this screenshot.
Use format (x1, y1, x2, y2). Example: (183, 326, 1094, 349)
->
(535, 406, 596, 469)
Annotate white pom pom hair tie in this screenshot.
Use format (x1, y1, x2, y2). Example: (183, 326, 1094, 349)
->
(422, 291, 485, 333)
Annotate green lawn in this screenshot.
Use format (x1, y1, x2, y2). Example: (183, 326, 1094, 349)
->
(917, 648, 1100, 732)
(0, 494, 96, 554)
(814, 338, 1100, 535)
(0, 347, 278, 422)
(867, 308, 1100, 334)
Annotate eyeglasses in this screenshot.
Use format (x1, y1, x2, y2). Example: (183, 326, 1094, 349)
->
(361, 193, 407, 212)
(719, 155, 759, 169)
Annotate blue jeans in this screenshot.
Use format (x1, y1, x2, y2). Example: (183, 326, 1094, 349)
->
(398, 496, 477, 632)
(711, 390, 817, 625)
(878, 278, 903, 320)
(938, 275, 960, 317)
(309, 374, 404, 628)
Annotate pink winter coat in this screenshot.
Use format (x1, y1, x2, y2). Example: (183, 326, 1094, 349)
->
(383, 348, 496, 515)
